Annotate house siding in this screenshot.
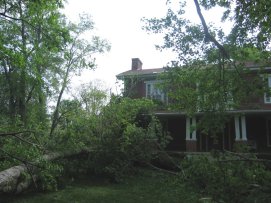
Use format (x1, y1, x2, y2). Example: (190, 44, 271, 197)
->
(124, 79, 146, 98)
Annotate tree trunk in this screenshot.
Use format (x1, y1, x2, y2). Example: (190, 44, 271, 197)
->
(49, 65, 71, 137)
(0, 149, 90, 194)
(2, 60, 16, 121)
(18, 0, 27, 126)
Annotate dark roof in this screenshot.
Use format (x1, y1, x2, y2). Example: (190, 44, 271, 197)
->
(116, 61, 271, 80)
(116, 68, 164, 79)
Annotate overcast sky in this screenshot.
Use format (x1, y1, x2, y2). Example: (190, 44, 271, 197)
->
(63, 0, 229, 94)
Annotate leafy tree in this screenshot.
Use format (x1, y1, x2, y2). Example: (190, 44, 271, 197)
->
(74, 80, 108, 115)
(0, 0, 69, 127)
(0, 1, 111, 193)
(49, 14, 111, 137)
(0, 1, 70, 191)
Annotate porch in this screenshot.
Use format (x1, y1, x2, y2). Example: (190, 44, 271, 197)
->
(157, 111, 271, 153)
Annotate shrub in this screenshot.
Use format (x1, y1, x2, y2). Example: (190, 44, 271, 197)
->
(181, 152, 271, 202)
(55, 97, 170, 182)
(87, 97, 170, 181)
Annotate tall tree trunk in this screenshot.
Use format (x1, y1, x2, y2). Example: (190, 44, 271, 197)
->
(49, 66, 71, 137)
(2, 60, 16, 122)
(18, 0, 27, 126)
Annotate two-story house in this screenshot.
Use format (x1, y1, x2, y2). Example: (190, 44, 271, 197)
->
(117, 58, 271, 152)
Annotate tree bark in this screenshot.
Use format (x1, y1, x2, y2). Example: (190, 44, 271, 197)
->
(49, 65, 71, 137)
(18, 0, 27, 126)
(193, 0, 230, 59)
(0, 149, 90, 194)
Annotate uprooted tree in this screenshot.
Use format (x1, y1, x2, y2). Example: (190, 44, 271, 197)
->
(0, 96, 169, 193)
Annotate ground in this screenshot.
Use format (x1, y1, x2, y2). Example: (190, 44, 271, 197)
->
(2, 169, 200, 203)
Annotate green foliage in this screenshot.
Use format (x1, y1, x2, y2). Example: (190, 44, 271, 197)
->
(46, 96, 169, 182)
(0, 0, 110, 192)
(0, 132, 43, 171)
(49, 14, 110, 137)
(181, 153, 271, 202)
(48, 99, 96, 151)
(0, 130, 64, 192)
(75, 81, 108, 115)
(143, 0, 271, 62)
(0, 0, 69, 125)
(87, 97, 170, 181)
(37, 161, 63, 191)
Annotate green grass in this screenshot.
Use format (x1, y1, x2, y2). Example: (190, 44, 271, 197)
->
(2, 169, 200, 203)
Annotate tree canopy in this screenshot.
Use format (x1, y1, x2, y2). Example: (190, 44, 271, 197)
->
(0, 0, 112, 192)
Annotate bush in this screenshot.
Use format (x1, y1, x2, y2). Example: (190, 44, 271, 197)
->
(181, 152, 271, 202)
(87, 97, 170, 181)
(54, 97, 170, 182)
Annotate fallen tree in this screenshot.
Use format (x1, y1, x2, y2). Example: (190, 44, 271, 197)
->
(0, 149, 91, 194)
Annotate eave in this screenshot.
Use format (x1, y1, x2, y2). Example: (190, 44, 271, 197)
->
(154, 109, 271, 117)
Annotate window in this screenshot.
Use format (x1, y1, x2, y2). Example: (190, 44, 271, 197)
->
(145, 81, 167, 103)
(264, 76, 271, 103)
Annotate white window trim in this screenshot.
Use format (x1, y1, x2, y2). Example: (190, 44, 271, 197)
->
(264, 75, 271, 104)
(145, 80, 167, 103)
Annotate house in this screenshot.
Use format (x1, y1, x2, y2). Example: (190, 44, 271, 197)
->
(117, 58, 271, 152)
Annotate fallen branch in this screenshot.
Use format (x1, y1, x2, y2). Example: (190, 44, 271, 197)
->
(0, 148, 92, 194)
(144, 161, 178, 176)
(0, 149, 42, 169)
(155, 144, 186, 178)
(223, 150, 271, 163)
(0, 130, 43, 149)
(218, 159, 271, 163)
(11, 134, 43, 149)
(0, 131, 34, 137)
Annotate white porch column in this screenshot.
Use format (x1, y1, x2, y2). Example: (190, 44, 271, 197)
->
(234, 115, 241, 140)
(241, 116, 247, 141)
(186, 116, 197, 152)
(192, 117, 197, 140)
(186, 117, 197, 140)
(235, 115, 247, 141)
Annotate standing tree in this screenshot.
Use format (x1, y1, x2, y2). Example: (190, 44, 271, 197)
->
(0, 0, 69, 127)
(49, 15, 111, 137)
(0, 1, 111, 193)
(75, 80, 108, 115)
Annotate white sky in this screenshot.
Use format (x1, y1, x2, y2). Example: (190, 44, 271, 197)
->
(63, 0, 230, 94)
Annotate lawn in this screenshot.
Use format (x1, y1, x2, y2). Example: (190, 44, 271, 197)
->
(1, 169, 200, 203)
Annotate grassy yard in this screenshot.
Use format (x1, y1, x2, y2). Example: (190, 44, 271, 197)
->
(2, 169, 200, 203)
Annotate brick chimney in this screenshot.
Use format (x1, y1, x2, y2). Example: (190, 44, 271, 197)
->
(131, 58, 143, 70)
